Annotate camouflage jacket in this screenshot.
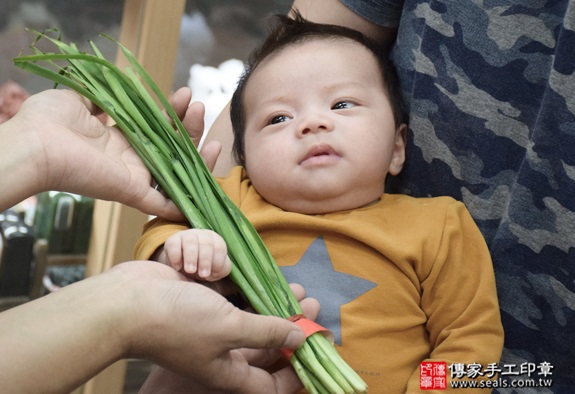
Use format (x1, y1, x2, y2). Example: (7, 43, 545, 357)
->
(342, 0, 575, 391)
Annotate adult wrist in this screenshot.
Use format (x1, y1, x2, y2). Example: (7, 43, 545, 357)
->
(98, 265, 153, 359)
(0, 269, 135, 392)
(0, 117, 44, 210)
(103, 261, 180, 360)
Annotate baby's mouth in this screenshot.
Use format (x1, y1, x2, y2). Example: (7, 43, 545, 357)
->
(300, 144, 341, 166)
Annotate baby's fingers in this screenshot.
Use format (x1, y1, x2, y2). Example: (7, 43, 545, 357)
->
(163, 238, 185, 271)
(197, 233, 231, 281)
(204, 254, 232, 281)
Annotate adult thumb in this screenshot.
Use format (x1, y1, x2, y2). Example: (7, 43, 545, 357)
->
(228, 310, 306, 351)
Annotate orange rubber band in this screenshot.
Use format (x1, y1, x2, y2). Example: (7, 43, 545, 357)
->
(281, 315, 334, 359)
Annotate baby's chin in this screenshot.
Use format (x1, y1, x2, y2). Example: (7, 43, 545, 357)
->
(265, 192, 381, 215)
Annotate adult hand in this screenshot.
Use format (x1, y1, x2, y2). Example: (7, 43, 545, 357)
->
(114, 262, 317, 394)
(0, 260, 312, 394)
(170, 87, 222, 172)
(0, 87, 218, 218)
(136, 280, 320, 394)
(139, 362, 299, 394)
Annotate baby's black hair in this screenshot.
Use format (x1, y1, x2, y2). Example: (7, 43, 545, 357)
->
(230, 10, 406, 166)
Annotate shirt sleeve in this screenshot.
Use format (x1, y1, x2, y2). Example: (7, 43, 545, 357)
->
(133, 218, 189, 260)
(405, 201, 504, 392)
(133, 168, 244, 260)
(339, 0, 405, 28)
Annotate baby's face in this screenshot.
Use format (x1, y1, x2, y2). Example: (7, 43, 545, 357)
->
(242, 38, 405, 214)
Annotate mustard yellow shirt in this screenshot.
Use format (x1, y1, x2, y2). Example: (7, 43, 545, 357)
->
(135, 167, 503, 393)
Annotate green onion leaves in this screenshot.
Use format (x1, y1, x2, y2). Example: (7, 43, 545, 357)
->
(14, 30, 368, 394)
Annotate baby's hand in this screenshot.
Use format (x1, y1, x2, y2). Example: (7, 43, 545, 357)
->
(163, 229, 232, 281)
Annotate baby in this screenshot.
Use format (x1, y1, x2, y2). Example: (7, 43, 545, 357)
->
(136, 13, 503, 393)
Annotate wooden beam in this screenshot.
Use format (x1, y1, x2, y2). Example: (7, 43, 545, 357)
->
(116, 0, 186, 95)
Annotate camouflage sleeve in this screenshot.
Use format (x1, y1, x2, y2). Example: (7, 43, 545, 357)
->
(339, 0, 404, 28)
(339, 1, 575, 389)
(385, 1, 575, 390)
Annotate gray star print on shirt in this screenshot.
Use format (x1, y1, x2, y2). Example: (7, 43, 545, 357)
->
(280, 236, 377, 345)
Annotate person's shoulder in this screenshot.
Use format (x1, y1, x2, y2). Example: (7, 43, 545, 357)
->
(383, 193, 471, 222)
(385, 193, 461, 208)
(217, 166, 249, 189)
(217, 166, 254, 205)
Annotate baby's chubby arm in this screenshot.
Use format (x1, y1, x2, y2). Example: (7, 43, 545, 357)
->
(153, 229, 232, 281)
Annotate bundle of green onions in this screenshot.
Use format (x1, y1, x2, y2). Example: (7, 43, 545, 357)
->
(13, 31, 368, 394)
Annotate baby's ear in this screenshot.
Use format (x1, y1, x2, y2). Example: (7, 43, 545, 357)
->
(388, 124, 407, 176)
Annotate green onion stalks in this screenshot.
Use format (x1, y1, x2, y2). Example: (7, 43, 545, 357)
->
(14, 30, 368, 394)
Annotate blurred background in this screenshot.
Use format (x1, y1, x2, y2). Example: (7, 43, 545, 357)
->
(1, 0, 291, 92)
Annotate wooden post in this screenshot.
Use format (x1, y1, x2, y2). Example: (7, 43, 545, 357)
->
(81, 1, 185, 393)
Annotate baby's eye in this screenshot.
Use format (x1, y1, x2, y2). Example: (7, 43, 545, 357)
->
(270, 115, 289, 124)
(332, 101, 355, 110)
